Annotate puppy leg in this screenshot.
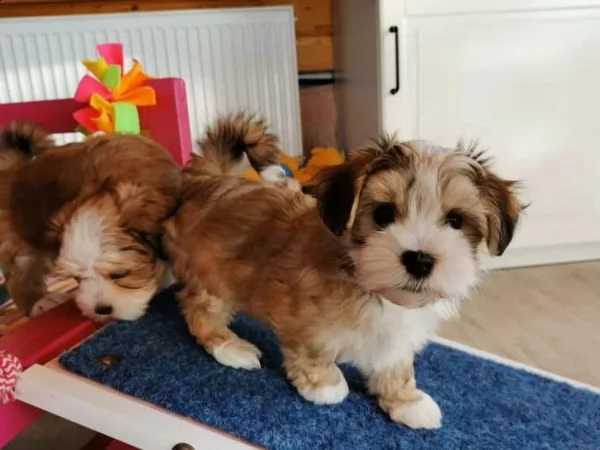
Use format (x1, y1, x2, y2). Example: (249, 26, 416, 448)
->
(4, 255, 61, 316)
(368, 356, 441, 429)
(179, 287, 262, 370)
(30, 291, 74, 317)
(282, 344, 349, 405)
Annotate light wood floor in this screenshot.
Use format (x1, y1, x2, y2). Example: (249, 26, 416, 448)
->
(7, 261, 600, 449)
(440, 260, 600, 387)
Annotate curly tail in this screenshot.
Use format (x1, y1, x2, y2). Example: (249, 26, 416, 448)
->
(0, 122, 54, 171)
(189, 113, 284, 181)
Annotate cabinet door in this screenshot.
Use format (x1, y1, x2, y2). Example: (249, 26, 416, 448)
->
(381, 4, 600, 264)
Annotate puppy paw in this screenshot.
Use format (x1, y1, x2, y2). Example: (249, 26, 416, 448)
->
(212, 338, 262, 370)
(30, 292, 73, 317)
(298, 372, 349, 405)
(389, 391, 442, 429)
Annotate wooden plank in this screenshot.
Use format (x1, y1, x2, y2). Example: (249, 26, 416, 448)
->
(0, 0, 333, 40)
(0, 300, 99, 447)
(138, 78, 194, 165)
(0, 401, 43, 448)
(81, 434, 118, 450)
(0, 301, 99, 370)
(0, 98, 80, 134)
(16, 363, 258, 449)
(0, 0, 333, 72)
(0, 78, 193, 164)
(106, 441, 139, 450)
(296, 36, 333, 73)
(82, 433, 138, 450)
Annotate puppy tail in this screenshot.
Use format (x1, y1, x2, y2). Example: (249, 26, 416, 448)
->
(0, 122, 53, 170)
(193, 113, 284, 181)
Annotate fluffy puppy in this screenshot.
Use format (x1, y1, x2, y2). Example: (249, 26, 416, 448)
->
(0, 123, 181, 321)
(164, 122, 523, 429)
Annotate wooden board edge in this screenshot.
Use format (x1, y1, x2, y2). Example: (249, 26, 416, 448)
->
(17, 363, 258, 449)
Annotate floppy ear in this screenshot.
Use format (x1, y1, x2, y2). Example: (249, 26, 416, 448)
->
(127, 229, 168, 261)
(312, 163, 358, 236)
(479, 171, 523, 256)
(112, 182, 178, 236)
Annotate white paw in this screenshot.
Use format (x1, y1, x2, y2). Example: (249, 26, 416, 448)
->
(30, 292, 73, 317)
(298, 372, 349, 405)
(212, 339, 262, 370)
(389, 391, 442, 429)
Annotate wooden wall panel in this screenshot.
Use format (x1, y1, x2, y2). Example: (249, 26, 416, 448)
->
(299, 84, 337, 153)
(0, 0, 332, 72)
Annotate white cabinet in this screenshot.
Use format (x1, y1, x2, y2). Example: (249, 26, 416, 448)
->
(335, 0, 600, 268)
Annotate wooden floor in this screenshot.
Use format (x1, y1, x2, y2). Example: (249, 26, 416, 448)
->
(440, 260, 600, 387)
(7, 261, 600, 449)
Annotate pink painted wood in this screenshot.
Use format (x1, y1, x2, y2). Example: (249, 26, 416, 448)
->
(83, 433, 139, 450)
(139, 78, 193, 165)
(106, 439, 140, 450)
(0, 77, 193, 165)
(0, 301, 99, 371)
(0, 301, 100, 447)
(0, 402, 42, 446)
(0, 77, 192, 447)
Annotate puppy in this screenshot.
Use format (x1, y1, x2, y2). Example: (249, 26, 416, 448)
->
(164, 121, 523, 429)
(0, 123, 181, 321)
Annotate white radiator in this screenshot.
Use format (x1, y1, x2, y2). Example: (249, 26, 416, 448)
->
(0, 7, 303, 155)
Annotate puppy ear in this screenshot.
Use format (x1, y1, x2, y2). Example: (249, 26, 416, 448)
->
(127, 229, 168, 261)
(479, 171, 523, 256)
(312, 163, 358, 236)
(112, 183, 177, 236)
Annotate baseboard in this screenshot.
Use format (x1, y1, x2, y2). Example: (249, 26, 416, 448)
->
(483, 242, 600, 270)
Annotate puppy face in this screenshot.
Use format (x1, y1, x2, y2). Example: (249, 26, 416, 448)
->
(314, 139, 523, 308)
(54, 194, 166, 321)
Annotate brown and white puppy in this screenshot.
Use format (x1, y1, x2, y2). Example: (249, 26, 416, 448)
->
(164, 121, 523, 429)
(0, 123, 181, 321)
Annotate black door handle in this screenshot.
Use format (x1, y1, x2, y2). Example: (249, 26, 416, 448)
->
(389, 25, 400, 95)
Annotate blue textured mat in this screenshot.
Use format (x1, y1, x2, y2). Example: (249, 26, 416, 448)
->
(60, 286, 600, 449)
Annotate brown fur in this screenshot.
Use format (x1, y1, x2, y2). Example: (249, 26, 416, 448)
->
(165, 128, 524, 428)
(198, 112, 280, 175)
(0, 123, 181, 317)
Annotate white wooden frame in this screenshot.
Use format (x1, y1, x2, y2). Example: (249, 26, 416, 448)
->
(16, 361, 256, 450)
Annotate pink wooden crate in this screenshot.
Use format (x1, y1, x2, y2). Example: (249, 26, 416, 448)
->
(0, 77, 193, 165)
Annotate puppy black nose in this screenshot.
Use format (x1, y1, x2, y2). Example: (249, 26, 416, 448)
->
(401, 251, 435, 279)
(94, 305, 113, 316)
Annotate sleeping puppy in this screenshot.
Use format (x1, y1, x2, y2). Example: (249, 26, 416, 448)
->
(164, 117, 523, 429)
(0, 123, 181, 321)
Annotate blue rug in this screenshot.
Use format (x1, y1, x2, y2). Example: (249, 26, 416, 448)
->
(60, 286, 600, 449)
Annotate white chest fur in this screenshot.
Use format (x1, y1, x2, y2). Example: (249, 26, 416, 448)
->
(327, 297, 459, 374)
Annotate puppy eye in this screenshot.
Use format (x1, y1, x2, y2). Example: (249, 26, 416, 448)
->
(109, 271, 130, 281)
(373, 203, 397, 228)
(445, 211, 463, 230)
